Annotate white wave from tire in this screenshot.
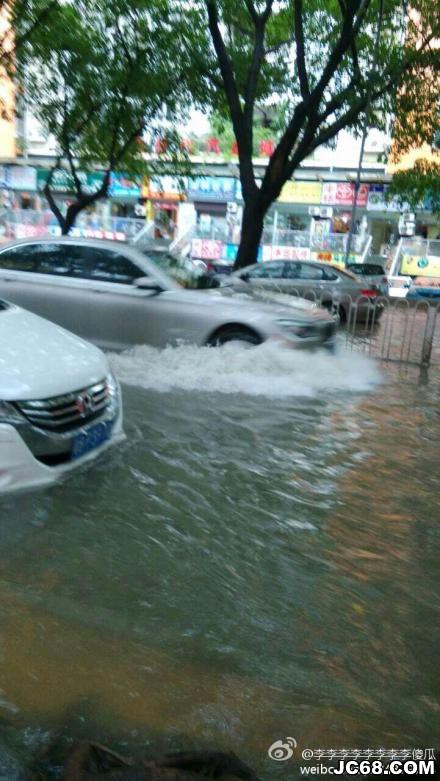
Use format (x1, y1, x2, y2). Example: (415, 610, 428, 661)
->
(110, 342, 381, 398)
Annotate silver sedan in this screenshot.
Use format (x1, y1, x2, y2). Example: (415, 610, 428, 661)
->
(228, 259, 384, 323)
(0, 238, 337, 351)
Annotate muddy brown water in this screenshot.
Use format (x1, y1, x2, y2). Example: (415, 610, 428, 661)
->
(0, 343, 438, 778)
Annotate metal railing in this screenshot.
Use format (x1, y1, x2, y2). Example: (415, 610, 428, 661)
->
(131, 220, 155, 244)
(247, 282, 440, 370)
(188, 227, 373, 264)
(0, 209, 146, 242)
(344, 297, 440, 370)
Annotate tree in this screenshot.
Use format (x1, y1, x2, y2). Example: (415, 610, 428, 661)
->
(386, 17, 440, 217)
(20, 0, 195, 234)
(0, 1, 59, 71)
(191, 0, 440, 268)
(387, 158, 440, 216)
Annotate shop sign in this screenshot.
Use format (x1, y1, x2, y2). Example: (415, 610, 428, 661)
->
(69, 227, 126, 241)
(367, 184, 404, 212)
(37, 168, 104, 195)
(367, 185, 429, 212)
(109, 173, 141, 199)
(6, 166, 37, 191)
(206, 137, 221, 154)
(191, 238, 262, 262)
(259, 139, 275, 157)
(400, 254, 440, 277)
(311, 250, 358, 266)
(223, 244, 262, 261)
(144, 175, 185, 201)
(262, 245, 310, 261)
(278, 181, 322, 204)
(191, 238, 223, 260)
(8, 223, 127, 242)
(10, 224, 51, 239)
(188, 176, 237, 202)
(321, 182, 369, 207)
(223, 243, 238, 261)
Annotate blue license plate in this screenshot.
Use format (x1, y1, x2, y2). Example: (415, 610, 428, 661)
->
(71, 420, 113, 461)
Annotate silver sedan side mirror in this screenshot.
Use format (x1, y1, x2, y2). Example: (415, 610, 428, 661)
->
(135, 277, 164, 293)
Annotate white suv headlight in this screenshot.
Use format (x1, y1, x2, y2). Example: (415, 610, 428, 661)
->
(106, 372, 118, 397)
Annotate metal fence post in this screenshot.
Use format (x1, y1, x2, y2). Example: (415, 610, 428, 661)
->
(420, 305, 437, 370)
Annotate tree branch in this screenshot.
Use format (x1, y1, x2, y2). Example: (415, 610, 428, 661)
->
(262, 0, 275, 24)
(205, 1, 243, 131)
(264, 36, 294, 55)
(243, 25, 266, 130)
(113, 123, 145, 167)
(307, 0, 371, 111)
(64, 170, 111, 234)
(243, 0, 259, 25)
(293, 0, 309, 99)
(13, 0, 58, 56)
(336, 0, 362, 81)
(205, 0, 257, 197)
(43, 161, 66, 232)
(114, 16, 134, 70)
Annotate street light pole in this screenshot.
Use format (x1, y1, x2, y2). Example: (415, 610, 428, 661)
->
(344, 0, 385, 266)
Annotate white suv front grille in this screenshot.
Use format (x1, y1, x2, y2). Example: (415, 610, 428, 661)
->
(15, 379, 110, 433)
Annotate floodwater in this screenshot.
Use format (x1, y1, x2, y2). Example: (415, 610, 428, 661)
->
(0, 342, 439, 778)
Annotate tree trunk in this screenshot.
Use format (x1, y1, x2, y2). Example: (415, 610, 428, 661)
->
(63, 203, 84, 235)
(44, 170, 111, 236)
(233, 201, 266, 270)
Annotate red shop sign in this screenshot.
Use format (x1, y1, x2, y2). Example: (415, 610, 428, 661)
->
(322, 182, 369, 206)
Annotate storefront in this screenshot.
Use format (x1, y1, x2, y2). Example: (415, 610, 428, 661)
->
(187, 176, 238, 241)
(1, 165, 38, 210)
(142, 176, 186, 240)
(107, 173, 142, 220)
(0, 166, 145, 241)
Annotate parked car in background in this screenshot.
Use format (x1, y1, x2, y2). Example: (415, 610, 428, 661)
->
(346, 261, 389, 296)
(228, 259, 384, 323)
(0, 300, 123, 494)
(0, 238, 337, 351)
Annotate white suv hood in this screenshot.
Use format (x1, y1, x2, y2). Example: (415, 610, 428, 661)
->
(0, 303, 109, 401)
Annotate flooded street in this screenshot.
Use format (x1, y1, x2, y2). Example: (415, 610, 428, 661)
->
(0, 343, 439, 778)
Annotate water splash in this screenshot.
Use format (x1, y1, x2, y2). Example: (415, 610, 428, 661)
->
(110, 341, 381, 398)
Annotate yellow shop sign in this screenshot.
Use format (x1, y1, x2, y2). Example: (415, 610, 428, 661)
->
(400, 254, 440, 277)
(278, 181, 322, 204)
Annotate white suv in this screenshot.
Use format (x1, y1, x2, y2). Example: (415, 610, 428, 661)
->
(0, 299, 123, 494)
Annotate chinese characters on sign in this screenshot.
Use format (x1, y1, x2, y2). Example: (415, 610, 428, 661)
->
(262, 245, 311, 261)
(278, 181, 322, 204)
(188, 177, 237, 202)
(321, 182, 369, 206)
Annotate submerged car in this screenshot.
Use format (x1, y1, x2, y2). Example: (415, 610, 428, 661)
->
(229, 259, 384, 323)
(0, 299, 123, 494)
(0, 238, 337, 351)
